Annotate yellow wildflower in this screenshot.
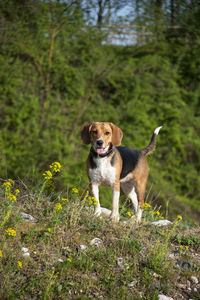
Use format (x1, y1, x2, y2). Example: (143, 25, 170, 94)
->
(177, 215, 182, 220)
(155, 211, 160, 216)
(86, 196, 97, 206)
(61, 198, 68, 202)
(93, 199, 98, 205)
(72, 187, 78, 193)
(92, 197, 98, 205)
(50, 162, 61, 173)
(2, 181, 12, 191)
(0, 250, 2, 257)
(6, 228, 16, 237)
(47, 228, 51, 232)
(185, 246, 189, 250)
(17, 261, 23, 269)
(142, 203, 151, 209)
(8, 179, 15, 185)
(127, 211, 132, 217)
(55, 203, 62, 211)
(14, 189, 20, 194)
(179, 245, 184, 249)
(43, 170, 53, 180)
(67, 258, 72, 263)
(7, 193, 17, 202)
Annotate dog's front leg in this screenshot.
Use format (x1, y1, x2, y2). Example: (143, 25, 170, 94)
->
(90, 183, 101, 216)
(110, 183, 120, 222)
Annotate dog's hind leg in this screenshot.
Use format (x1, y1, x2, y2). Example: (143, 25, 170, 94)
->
(121, 181, 138, 214)
(135, 179, 148, 222)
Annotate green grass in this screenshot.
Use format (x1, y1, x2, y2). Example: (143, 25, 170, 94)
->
(0, 165, 199, 299)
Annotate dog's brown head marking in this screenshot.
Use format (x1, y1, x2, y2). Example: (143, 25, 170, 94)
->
(81, 122, 123, 154)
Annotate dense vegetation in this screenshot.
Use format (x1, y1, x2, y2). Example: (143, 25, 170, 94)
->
(0, 0, 200, 221)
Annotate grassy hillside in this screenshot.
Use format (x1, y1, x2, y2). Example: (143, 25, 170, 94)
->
(1, 0, 200, 222)
(0, 164, 199, 299)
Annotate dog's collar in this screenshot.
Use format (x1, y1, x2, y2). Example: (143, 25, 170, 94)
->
(90, 145, 114, 158)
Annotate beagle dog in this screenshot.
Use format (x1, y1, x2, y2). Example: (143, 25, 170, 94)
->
(81, 122, 162, 222)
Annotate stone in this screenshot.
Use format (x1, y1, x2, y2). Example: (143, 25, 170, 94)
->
(21, 247, 29, 253)
(90, 238, 103, 248)
(158, 295, 174, 300)
(79, 244, 87, 251)
(177, 260, 192, 270)
(20, 212, 37, 223)
(58, 258, 64, 262)
(128, 280, 137, 287)
(151, 220, 172, 226)
(190, 276, 198, 284)
(177, 283, 185, 289)
(117, 257, 129, 269)
(22, 247, 30, 257)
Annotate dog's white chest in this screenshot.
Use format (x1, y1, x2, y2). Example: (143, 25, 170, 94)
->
(89, 157, 116, 186)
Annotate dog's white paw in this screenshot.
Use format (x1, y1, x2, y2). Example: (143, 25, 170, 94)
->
(94, 207, 102, 217)
(136, 207, 143, 223)
(110, 213, 120, 223)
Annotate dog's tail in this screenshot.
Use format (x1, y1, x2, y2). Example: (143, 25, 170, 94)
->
(141, 126, 163, 156)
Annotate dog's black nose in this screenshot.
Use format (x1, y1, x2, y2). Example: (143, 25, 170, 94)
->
(97, 140, 103, 146)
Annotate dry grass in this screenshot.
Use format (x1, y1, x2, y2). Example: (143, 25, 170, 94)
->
(0, 168, 199, 300)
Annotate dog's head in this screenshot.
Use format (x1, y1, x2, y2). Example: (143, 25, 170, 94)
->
(81, 122, 123, 154)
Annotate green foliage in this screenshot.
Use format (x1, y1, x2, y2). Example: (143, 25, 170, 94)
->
(0, 0, 200, 221)
(172, 234, 200, 246)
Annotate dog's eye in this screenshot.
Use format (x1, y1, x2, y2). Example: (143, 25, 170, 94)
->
(92, 130, 97, 134)
(105, 132, 110, 135)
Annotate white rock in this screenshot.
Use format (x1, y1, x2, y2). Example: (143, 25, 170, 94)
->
(177, 283, 185, 289)
(58, 258, 64, 262)
(90, 238, 103, 248)
(190, 276, 198, 284)
(151, 220, 172, 226)
(79, 244, 87, 251)
(117, 257, 124, 268)
(21, 247, 29, 253)
(153, 272, 161, 278)
(23, 252, 30, 257)
(193, 288, 197, 292)
(128, 280, 136, 287)
(101, 207, 111, 217)
(158, 295, 174, 300)
(20, 212, 37, 223)
(117, 257, 129, 269)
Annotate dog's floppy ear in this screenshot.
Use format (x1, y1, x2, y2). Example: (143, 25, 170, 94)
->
(80, 122, 92, 144)
(109, 123, 123, 146)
